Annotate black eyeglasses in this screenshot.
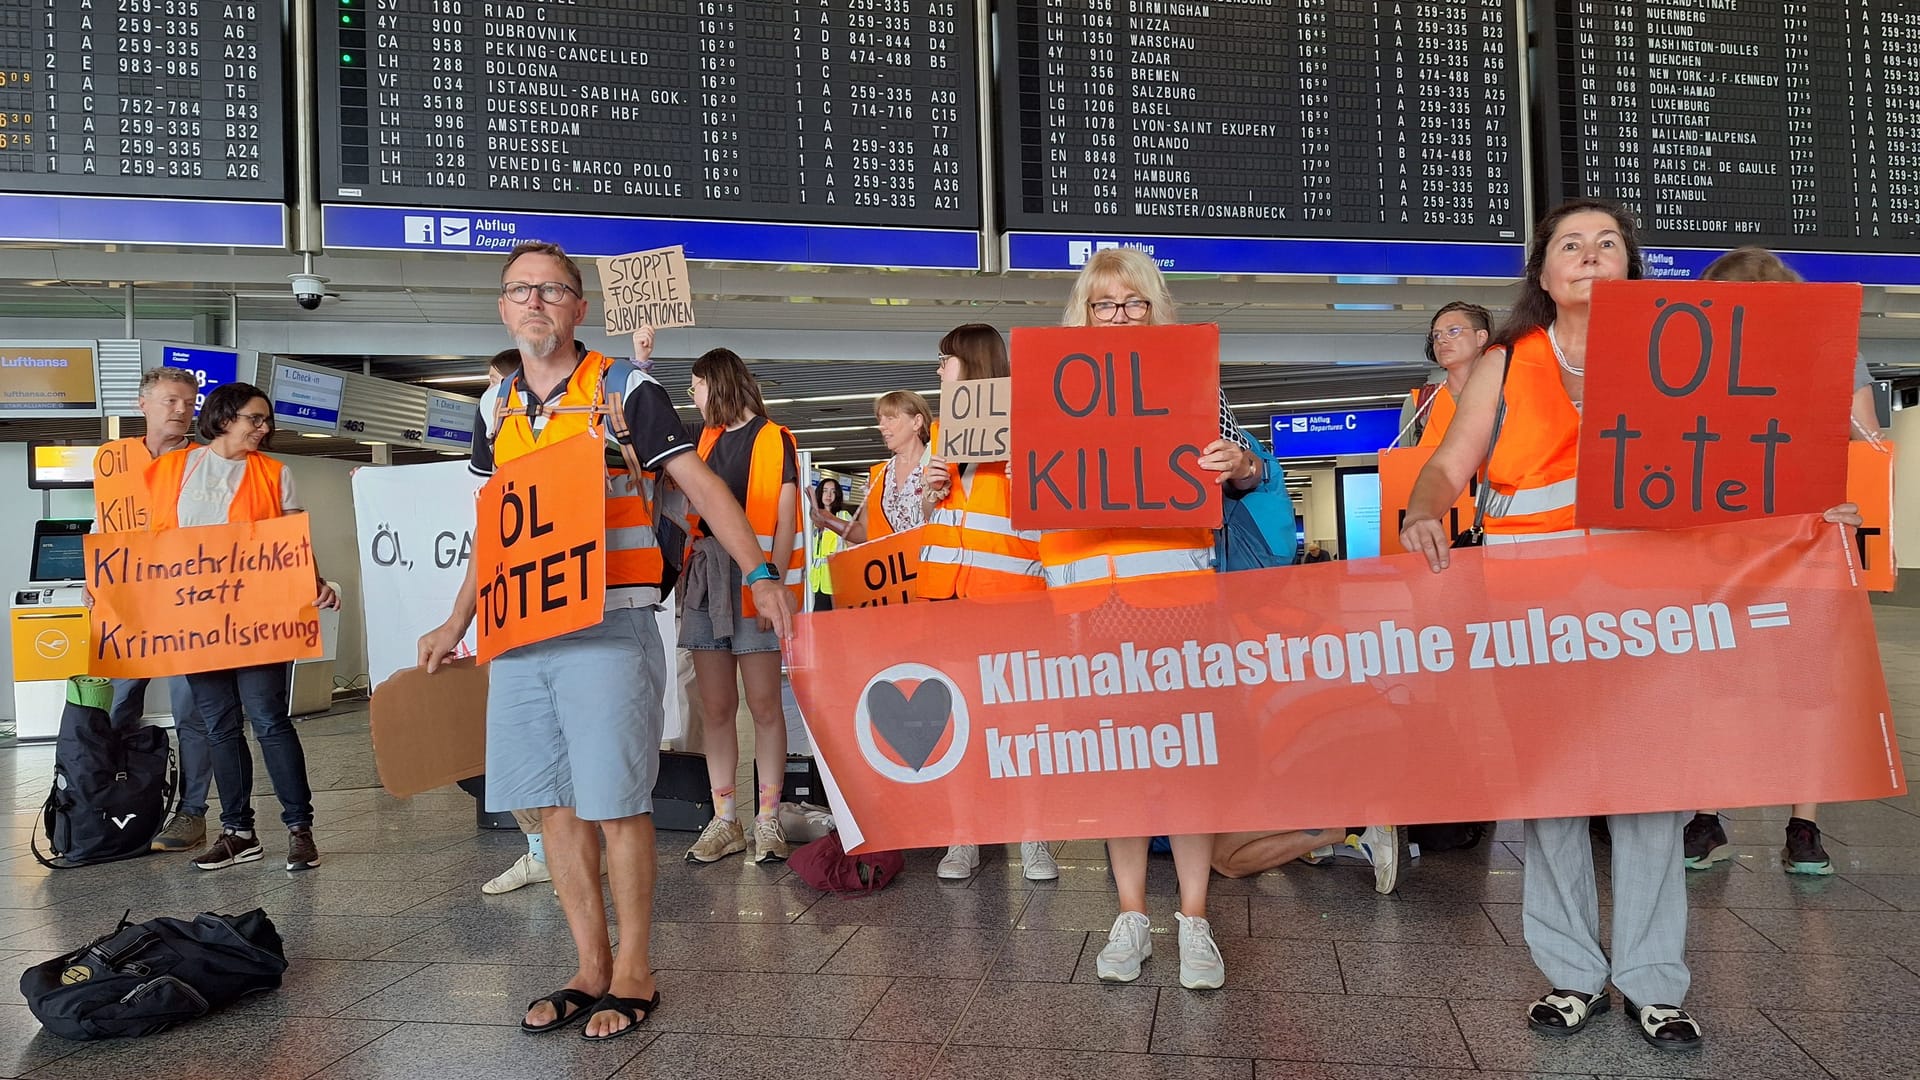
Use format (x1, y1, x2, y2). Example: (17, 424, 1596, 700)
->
(501, 281, 579, 304)
(1089, 299, 1151, 318)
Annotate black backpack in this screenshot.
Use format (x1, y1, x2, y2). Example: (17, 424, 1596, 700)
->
(20, 910, 288, 1040)
(33, 694, 175, 868)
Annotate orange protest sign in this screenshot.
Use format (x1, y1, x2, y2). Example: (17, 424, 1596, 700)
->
(827, 526, 924, 607)
(792, 515, 1900, 852)
(1377, 447, 1478, 556)
(1847, 439, 1896, 592)
(1008, 324, 1221, 530)
(1577, 281, 1859, 529)
(91, 440, 161, 533)
(474, 434, 607, 663)
(84, 514, 323, 679)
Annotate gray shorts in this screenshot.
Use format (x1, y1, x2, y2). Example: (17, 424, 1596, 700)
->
(484, 606, 667, 822)
(680, 559, 783, 655)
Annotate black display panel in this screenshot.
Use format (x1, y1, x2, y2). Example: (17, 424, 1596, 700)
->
(1540, 0, 1920, 252)
(996, 1, 1526, 240)
(0, 0, 284, 198)
(317, 0, 981, 227)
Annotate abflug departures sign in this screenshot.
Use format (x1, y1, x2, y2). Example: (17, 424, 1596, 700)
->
(1542, 0, 1920, 254)
(997, 0, 1526, 241)
(317, 0, 981, 227)
(0, 4, 284, 198)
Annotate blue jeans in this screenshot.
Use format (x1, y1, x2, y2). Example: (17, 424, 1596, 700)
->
(110, 677, 212, 818)
(186, 663, 313, 833)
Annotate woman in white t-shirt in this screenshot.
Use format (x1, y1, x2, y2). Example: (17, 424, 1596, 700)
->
(146, 382, 339, 875)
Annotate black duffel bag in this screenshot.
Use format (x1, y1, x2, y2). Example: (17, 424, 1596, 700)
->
(20, 909, 288, 1041)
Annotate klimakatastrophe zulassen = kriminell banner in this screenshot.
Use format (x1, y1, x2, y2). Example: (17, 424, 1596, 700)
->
(790, 514, 1904, 852)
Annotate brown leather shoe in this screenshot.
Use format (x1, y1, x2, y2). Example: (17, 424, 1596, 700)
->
(193, 830, 263, 871)
(286, 827, 320, 871)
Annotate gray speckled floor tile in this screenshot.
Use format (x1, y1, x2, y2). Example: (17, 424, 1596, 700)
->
(281, 851, 470, 882)
(850, 976, 973, 1044)
(612, 1033, 934, 1080)
(1333, 940, 1542, 1000)
(1685, 950, 1920, 1012)
(332, 963, 578, 1026)
(1481, 905, 1783, 954)
(364, 915, 603, 965)
(638, 970, 893, 1038)
(1017, 891, 1251, 936)
(947, 980, 1158, 1052)
(1070, 933, 1344, 993)
(1682, 868, 1894, 911)
(1763, 1007, 1920, 1080)
(19, 1011, 398, 1080)
(795, 879, 1026, 928)
(648, 921, 856, 973)
(1450, 998, 1816, 1078)
(0, 1003, 78, 1078)
(1253, 1067, 1586, 1080)
(263, 914, 449, 961)
(1727, 907, 1920, 955)
(820, 926, 1084, 981)
(1152, 989, 1471, 1066)
(933, 1045, 1254, 1080)
(251, 878, 463, 918)
(235, 959, 430, 1018)
(311, 1020, 650, 1080)
(1248, 897, 1504, 945)
(648, 881, 818, 924)
(1839, 872, 1920, 911)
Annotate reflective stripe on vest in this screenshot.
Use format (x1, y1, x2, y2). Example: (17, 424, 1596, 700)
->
(695, 421, 805, 616)
(917, 463, 1045, 599)
(492, 351, 664, 590)
(1483, 329, 1581, 537)
(1041, 546, 1213, 588)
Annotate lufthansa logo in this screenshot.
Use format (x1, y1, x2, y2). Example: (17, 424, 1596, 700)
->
(854, 663, 968, 784)
(34, 629, 70, 660)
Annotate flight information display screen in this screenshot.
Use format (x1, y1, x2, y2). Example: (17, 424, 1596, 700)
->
(996, 0, 1527, 243)
(0, 1, 284, 198)
(1540, 0, 1920, 253)
(317, 0, 982, 228)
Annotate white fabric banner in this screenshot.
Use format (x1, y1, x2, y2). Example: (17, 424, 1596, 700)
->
(351, 459, 684, 738)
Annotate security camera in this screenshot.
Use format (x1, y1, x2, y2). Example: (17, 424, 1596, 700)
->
(289, 273, 328, 311)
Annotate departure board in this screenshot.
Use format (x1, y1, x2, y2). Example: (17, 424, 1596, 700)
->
(0, 0, 284, 198)
(997, 1, 1526, 241)
(317, 1, 981, 228)
(1542, 0, 1920, 252)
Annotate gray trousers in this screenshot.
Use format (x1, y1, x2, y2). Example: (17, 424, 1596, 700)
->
(1522, 811, 1690, 1006)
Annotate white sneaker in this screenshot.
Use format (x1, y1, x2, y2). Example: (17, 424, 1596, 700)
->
(937, 844, 981, 879)
(1095, 911, 1153, 982)
(1020, 841, 1060, 881)
(1349, 825, 1401, 895)
(481, 852, 551, 895)
(1175, 911, 1226, 990)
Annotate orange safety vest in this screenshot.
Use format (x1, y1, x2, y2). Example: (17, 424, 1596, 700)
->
(694, 421, 804, 616)
(918, 462, 1045, 599)
(1038, 521, 1214, 589)
(492, 350, 666, 591)
(145, 448, 286, 530)
(1416, 385, 1458, 448)
(1482, 329, 1580, 537)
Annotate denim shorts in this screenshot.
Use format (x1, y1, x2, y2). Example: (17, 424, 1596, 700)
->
(680, 560, 783, 655)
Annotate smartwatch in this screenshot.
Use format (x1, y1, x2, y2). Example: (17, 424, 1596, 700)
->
(743, 561, 780, 586)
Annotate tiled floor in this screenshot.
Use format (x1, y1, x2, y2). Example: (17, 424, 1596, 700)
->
(3, 608, 1918, 1079)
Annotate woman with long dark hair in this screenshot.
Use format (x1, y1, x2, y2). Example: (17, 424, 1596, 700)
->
(807, 477, 851, 611)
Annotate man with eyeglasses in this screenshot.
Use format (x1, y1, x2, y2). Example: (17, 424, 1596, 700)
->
(1404, 302, 1493, 448)
(418, 239, 795, 1041)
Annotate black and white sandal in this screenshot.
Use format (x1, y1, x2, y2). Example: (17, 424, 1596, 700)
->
(1527, 989, 1610, 1036)
(1625, 1000, 1704, 1050)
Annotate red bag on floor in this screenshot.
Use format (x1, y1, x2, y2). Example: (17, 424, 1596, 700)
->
(788, 832, 903, 895)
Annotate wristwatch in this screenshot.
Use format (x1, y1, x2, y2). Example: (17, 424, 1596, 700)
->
(743, 561, 780, 586)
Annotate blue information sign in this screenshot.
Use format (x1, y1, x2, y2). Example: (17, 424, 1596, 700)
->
(1642, 246, 1920, 287)
(1269, 408, 1403, 459)
(322, 205, 980, 271)
(1006, 234, 1525, 279)
(161, 346, 240, 412)
(0, 195, 286, 249)
(271, 364, 345, 432)
(424, 394, 474, 449)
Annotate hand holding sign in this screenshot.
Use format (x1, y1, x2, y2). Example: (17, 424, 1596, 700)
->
(599, 245, 694, 335)
(1576, 281, 1860, 529)
(1009, 324, 1222, 530)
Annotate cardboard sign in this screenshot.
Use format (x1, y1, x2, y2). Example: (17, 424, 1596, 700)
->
(792, 514, 1900, 851)
(1008, 324, 1222, 529)
(91, 440, 161, 533)
(1377, 447, 1479, 557)
(938, 378, 1012, 463)
(1848, 439, 1896, 593)
(827, 526, 924, 607)
(1577, 281, 1860, 529)
(84, 515, 323, 679)
(599, 245, 694, 334)
(474, 434, 607, 662)
(370, 659, 489, 799)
